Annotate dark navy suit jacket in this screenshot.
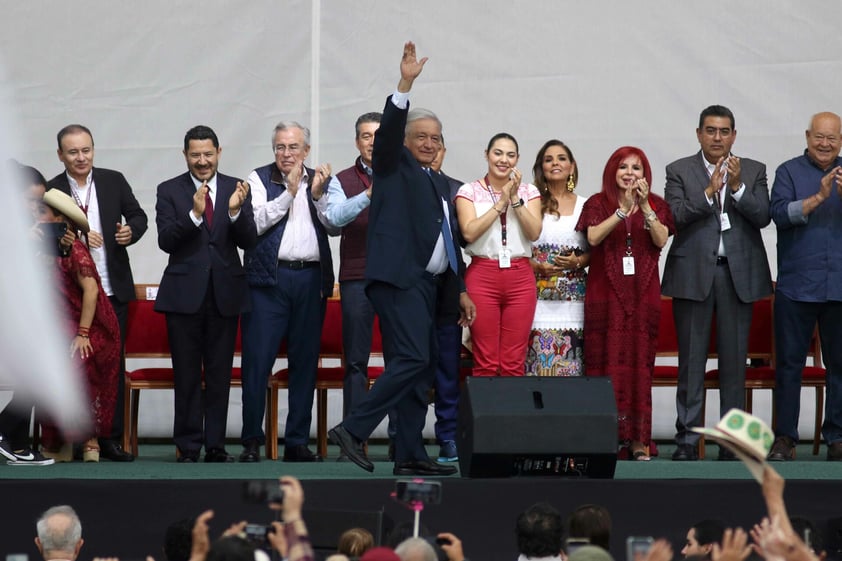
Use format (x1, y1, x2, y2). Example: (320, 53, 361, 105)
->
(365, 96, 463, 294)
(154, 172, 257, 317)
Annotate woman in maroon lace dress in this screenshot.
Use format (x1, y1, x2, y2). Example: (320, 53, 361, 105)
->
(576, 147, 674, 460)
(38, 188, 120, 462)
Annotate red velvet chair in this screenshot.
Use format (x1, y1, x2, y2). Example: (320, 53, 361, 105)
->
(653, 296, 717, 458)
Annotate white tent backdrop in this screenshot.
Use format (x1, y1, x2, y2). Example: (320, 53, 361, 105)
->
(3, 0, 839, 441)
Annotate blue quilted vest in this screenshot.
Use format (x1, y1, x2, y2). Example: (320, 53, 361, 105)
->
(243, 163, 334, 296)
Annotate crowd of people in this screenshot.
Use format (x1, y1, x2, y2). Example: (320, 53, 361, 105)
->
(24, 466, 830, 561)
(3, 39, 842, 471)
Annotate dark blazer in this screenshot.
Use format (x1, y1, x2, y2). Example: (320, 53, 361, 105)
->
(48, 168, 148, 303)
(154, 172, 257, 317)
(365, 96, 462, 290)
(661, 152, 772, 302)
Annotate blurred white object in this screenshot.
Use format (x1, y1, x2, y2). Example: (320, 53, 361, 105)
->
(0, 63, 91, 439)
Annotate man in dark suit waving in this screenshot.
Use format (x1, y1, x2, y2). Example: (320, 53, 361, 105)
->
(662, 105, 772, 461)
(49, 124, 148, 462)
(330, 41, 474, 476)
(154, 125, 256, 463)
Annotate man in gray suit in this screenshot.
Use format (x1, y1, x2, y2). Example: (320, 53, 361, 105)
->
(662, 105, 773, 461)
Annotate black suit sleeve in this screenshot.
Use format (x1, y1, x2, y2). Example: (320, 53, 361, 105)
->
(155, 179, 203, 254)
(114, 171, 148, 244)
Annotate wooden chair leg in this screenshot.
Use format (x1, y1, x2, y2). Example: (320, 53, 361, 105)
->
(317, 388, 327, 459)
(745, 389, 754, 414)
(130, 389, 140, 457)
(266, 385, 279, 460)
(814, 386, 824, 456)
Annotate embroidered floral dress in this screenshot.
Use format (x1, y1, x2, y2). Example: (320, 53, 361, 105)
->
(40, 239, 120, 449)
(526, 195, 587, 376)
(575, 193, 674, 446)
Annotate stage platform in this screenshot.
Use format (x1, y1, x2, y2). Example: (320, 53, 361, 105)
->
(2, 443, 841, 561)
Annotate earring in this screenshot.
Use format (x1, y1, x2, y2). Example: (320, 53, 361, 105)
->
(567, 174, 575, 192)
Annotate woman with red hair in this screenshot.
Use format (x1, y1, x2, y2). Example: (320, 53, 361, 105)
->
(576, 146, 674, 460)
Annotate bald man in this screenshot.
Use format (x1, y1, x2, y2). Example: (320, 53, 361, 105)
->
(769, 111, 842, 462)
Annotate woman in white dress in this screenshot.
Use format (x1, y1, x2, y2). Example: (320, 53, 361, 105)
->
(526, 140, 589, 376)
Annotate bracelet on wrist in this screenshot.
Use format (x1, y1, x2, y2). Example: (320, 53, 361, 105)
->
(77, 333, 90, 339)
(493, 205, 504, 215)
(510, 198, 524, 208)
(615, 208, 628, 220)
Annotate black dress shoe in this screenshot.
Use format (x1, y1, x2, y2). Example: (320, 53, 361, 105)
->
(177, 451, 199, 463)
(204, 448, 235, 463)
(828, 441, 842, 462)
(239, 440, 260, 463)
(717, 447, 738, 461)
(283, 444, 323, 462)
(99, 439, 135, 462)
(768, 436, 796, 462)
(329, 425, 373, 472)
(671, 443, 699, 461)
(393, 459, 457, 476)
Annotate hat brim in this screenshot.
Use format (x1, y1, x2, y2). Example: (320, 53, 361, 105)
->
(691, 427, 767, 483)
(43, 189, 90, 233)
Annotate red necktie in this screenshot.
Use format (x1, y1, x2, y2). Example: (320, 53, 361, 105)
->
(204, 189, 214, 227)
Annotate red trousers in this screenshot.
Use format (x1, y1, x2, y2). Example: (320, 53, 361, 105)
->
(466, 257, 537, 376)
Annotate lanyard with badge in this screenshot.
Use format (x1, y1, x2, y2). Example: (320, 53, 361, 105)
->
(70, 181, 93, 216)
(706, 157, 732, 232)
(621, 213, 635, 276)
(483, 176, 511, 268)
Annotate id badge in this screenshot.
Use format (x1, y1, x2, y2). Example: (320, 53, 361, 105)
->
(622, 255, 635, 275)
(499, 247, 512, 269)
(720, 212, 732, 231)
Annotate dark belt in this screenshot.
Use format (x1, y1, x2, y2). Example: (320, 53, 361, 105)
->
(278, 259, 320, 270)
(716, 256, 728, 266)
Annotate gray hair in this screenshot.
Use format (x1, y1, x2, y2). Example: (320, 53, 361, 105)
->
(272, 121, 311, 147)
(395, 537, 436, 561)
(36, 505, 82, 554)
(405, 108, 442, 136)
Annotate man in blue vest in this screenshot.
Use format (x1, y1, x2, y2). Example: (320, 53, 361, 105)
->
(239, 122, 336, 462)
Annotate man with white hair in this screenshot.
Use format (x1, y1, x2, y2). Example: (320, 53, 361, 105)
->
(35, 505, 84, 561)
(395, 537, 437, 561)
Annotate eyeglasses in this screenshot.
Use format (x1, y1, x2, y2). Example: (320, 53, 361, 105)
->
(274, 144, 302, 154)
(702, 127, 733, 138)
(811, 134, 840, 144)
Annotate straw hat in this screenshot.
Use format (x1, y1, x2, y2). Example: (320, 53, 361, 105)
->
(692, 408, 774, 482)
(43, 189, 90, 233)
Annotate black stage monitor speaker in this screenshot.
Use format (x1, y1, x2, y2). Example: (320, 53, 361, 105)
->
(457, 376, 618, 478)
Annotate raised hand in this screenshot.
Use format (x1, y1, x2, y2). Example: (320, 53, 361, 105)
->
(712, 528, 752, 561)
(286, 165, 302, 197)
(726, 155, 742, 192)
(398, 41, 428, 92)
(708, 156, 726, 199)
(311, 163, 332, 200)
(193, 181, 208, 219)
(229, 181, 250, 214)
(818, 166, 840, 202)
(505, 168, 523, 202)
(619, 182, 635, 214)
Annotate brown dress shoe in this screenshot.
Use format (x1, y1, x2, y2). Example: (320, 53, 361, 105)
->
(768, 436, 796, 461)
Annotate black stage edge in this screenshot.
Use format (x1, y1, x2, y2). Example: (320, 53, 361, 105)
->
(4, 478, 842, 561)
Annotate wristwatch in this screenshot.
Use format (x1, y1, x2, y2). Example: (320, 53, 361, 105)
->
(510, 198, 524, 208)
